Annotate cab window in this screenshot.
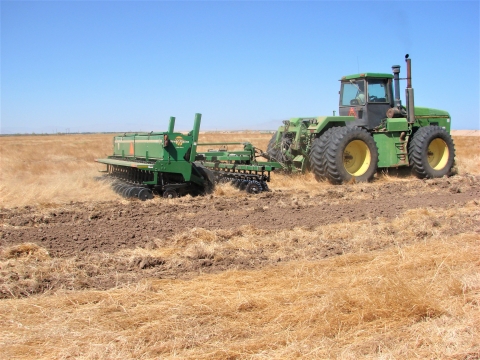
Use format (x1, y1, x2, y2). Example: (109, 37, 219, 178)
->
(367, 79, 389, 102)
(340, 80, 366, 106)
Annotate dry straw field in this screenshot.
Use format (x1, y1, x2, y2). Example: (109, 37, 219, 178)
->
(0, 131, 479, 359)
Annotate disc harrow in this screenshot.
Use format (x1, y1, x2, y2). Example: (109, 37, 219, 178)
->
(212, 172, 267, 194)
(110, 179, 154, 201)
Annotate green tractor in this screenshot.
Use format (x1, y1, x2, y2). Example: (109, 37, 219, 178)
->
(266, 55, 456, 183)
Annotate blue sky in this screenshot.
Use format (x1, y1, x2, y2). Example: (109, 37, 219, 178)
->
(1, 1, 479, 133)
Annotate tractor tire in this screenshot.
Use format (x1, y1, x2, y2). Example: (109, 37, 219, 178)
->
(309, 127, 337, 181)
(325, 127, 378, 184)
(408, 126, 455, 179)
(266, 132, 282, 162)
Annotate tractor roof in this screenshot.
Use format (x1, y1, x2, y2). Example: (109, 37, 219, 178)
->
(341, 73, 393, 80)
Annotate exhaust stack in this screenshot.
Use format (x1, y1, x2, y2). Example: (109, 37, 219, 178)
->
(392, 64, 402, 109)
(405, 54, 415, 123)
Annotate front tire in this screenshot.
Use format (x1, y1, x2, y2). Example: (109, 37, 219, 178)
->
(266, 132, 282, 162)
(309, 127, 338, 181)
(325, 127, 378, 184)
(408, 126, 455, 178)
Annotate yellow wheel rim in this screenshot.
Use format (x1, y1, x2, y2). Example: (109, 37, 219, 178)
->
(427, 138, 449, 170)
(343, 140, 371, 176)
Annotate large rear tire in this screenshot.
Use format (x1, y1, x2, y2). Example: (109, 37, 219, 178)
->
(266, 132, 283, 162)
(325, 127, 378, 184)
(408, 126, 455, 178)
(309, 127, 337, 181)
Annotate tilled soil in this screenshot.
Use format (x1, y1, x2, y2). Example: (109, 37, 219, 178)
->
(2, 176, 479, 258)
(1, 175, 479, 297)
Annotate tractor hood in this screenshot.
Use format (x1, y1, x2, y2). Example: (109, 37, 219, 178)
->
(414, 107, 450, 117)
(413, 107, 451, 132)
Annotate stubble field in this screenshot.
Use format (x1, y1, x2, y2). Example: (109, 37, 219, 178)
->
(0, 131, 479, 359)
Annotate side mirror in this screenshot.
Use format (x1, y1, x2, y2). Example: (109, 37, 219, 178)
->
(164, 134, 170, 147)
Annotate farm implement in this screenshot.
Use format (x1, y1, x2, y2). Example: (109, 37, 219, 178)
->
(96, 114, 281, 199)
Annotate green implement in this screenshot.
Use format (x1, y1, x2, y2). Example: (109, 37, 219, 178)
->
(96, 114, 282, 200)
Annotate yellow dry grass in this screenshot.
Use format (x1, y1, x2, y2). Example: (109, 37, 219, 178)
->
(0, 132, 477, 208)
(197, 131, 271, 153)
(452, 136, 480, 175)
(1, 224, 479, 358)
(1, 202, 479, 358)
(0, 134, 118, 208)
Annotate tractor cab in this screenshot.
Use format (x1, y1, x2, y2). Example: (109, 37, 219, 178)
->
(338, 73, 394, 130)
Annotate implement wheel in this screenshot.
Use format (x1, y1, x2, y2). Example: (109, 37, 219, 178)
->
(408, 126, 455, 178)
(122, 186, 132, 198)
(309, 127, 337, 181)
(325, 127, 378, 184)
(163, 189, 178, 199)
(115, 183, 129, 195)
(239, 180, 249, 191)
(246, 181, 262, 194)
(138, 188, 153, 201)
(127, 187, 141, 198)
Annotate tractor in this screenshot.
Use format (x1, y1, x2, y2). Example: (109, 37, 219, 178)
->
(265, 55, 456, 183)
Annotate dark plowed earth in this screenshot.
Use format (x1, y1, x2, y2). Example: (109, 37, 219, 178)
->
(2, 176, 479, 259)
